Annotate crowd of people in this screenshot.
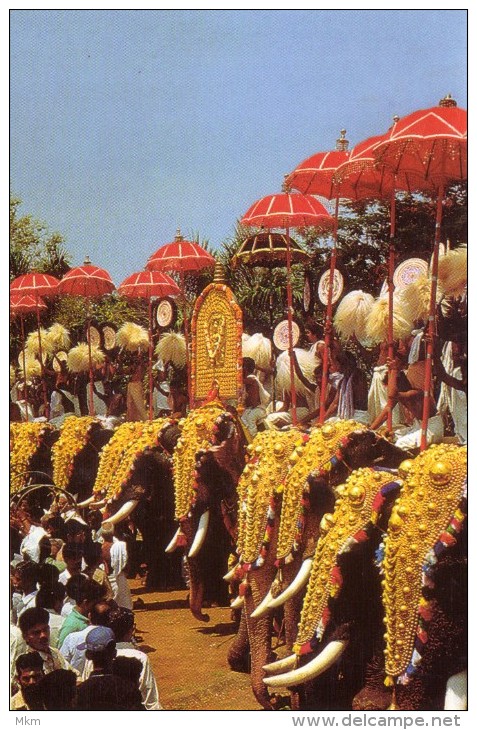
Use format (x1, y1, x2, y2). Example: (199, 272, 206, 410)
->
(10, 311, 467, 449)
(9, 297, 467, 711)
(10, 503, 163, 710)
(240, 317, 467, 449)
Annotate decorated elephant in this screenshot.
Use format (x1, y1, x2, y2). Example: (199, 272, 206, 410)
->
(264, 444, 467, 712)
(10, 422, 60, 494)
(226, 420, 410, 710)
(86, 417, 183, 589)
(50, 416, 115, 504)
(165, 400, 247, 622)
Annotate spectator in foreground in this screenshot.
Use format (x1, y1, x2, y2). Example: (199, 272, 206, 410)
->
(10, 652, 45, 710)
(76, 626, 144, 710)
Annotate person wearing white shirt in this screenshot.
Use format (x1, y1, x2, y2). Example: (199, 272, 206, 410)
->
(19, 523, 48, 564)
(35, 584, 67, 648)
(101, 523, 133, 610)
(11, 561, 39, 623)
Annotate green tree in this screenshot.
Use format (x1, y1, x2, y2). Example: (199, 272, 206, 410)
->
(10, 194, 72, 280)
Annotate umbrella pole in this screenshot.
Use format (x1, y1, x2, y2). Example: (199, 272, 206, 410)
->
(319, 198, 339, 424)
(386, 190, 396, 433)
(36, 304, 49, 419)
(148, 298, 154, 421)
(180, 270, 192, 411)
(269, 287, 276, 410)
(87, 316, 95, 417)
(20, 314, 29, 422)
(420, 182, 444, 451)
(285, 227, 297, 425)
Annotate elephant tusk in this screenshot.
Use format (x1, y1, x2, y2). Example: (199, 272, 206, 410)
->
(250, 587, 275, 618)
(188, 510, 210, 558)
(230, 595, 245, 609)
(263, 654, 298, 675)
(263, 640, 348, 688)
(103, 499, 139, 525)
(90, 499, 106, 510)
(444, 670, 467, 710)
(76, 496, 97, 508)
(223, 566, 238, 582)
(265, 558, 313, 612)
(165, 527, 182, 553)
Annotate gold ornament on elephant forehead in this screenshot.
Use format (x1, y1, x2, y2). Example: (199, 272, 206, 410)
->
(172, 403, 225, 520)
(236, 430, 300, 564)
(275, 420, 362, 563)
(295, 468, 397, 650)
(382, 445, 466, 681)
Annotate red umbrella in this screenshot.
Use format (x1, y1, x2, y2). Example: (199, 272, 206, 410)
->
(146, 231, 216, 273)
(285, 133, 350, 424)
(284, 130, 350, 199)
(332, 132, 438, 431)
(57, 258, 116, 416)
(240, 190, 335, 424)
(373, 95, 467, 449)
(10, 273, 60, 417)
(10, 294, 48, 421)
(146, 230, 216, 406)
(117, 271, 181, 420)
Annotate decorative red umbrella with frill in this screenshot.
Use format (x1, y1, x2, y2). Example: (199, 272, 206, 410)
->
(240, 189, 335, 424)
(10, 273, 60, 417)
(57, 258, 115, 416)
(285, 132, 350, 423)
(373, 95, 467, 449)
(117, 270, 181, 420)
(332, 131, 438, 432)
(146, 229, 216, 406)
(10, 293, 48, 421)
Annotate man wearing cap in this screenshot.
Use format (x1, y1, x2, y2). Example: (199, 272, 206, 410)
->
(76, 626, 144, 710)
(82, 606, 163, 710)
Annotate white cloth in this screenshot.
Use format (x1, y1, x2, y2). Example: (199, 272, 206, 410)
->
(59, 568, 88, 585)
(109, 538, 133, 610)
(16, 590, 38, 619)
(46, 609, 66, 649)
(19, 525, 47, 563)
(408, 330, 424, 365)
(153, 385, 170, 416)
(10, 624, 27, 687)
(59, 624, 95, 672)
(437, 342, 467, 444)
(240, 406, 267, 438)
(264, 407, 309, 430)
(367, 364, 404, 427)
(61, 600, 75, 617)
(87, 380, 108, 416)
(82, 641, 163, 710)
(394, 414, 444, 450)
(16, 399, 35, 422)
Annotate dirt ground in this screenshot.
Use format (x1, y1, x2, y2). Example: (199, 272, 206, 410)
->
(129, 579, 265, 711)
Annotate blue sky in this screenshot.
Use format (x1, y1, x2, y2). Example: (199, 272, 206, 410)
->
(10, 9, 468, 286)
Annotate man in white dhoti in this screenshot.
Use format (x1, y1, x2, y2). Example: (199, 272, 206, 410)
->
(100, 523, 133, 610)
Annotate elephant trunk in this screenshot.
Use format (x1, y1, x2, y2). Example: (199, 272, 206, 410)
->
(188, 569, 210, 623)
